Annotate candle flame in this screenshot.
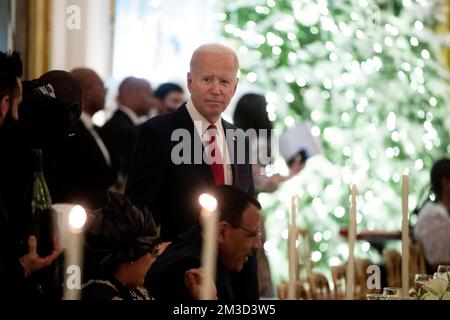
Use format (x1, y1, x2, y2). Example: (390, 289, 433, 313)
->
(69, 205, 87, 232)
(199, 194, 217, 212)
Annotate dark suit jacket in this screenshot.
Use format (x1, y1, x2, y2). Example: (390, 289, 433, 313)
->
(62, 120, 114, 210)
(126, 104, 254, 241)
(99, 109, 139, 183)
(146, 226, 235, 301)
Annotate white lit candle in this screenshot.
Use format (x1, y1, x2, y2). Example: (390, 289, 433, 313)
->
(63, 205, 87, 300)
(346, 184, 357, 300)
(199, 194, 219, 300)
(402, 169, 410, 299)
(288, 194, 298, 300)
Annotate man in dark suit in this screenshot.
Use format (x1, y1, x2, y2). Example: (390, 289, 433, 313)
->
(0, 52, 63, 300)
(100, 77, 155, 191)
(146, 185, 262, 301)
(67, 68, 114, 210)
(126, 44, 258, 299)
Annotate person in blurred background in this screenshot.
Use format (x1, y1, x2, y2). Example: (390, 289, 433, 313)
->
(233, 93, 305, 297)
(414, 158, 450, 273)
(100, 77, 155, 192)
(233, 93, 305, 194)
(154, 82, 185, 115)
(68, 68, 114, 210)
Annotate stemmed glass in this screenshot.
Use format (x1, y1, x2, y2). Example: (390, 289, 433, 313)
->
(434, 265, 450, 280)
(381, 287, 401, 300)
(366, 293, 382, 300)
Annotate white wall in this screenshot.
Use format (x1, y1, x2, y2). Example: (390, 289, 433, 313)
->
(51, 0, 112, 78)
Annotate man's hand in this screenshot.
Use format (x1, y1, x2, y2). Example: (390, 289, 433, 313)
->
(184, 268, 217, 300)
(19, 235, 62, 278)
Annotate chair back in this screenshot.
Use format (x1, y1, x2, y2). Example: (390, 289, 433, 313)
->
(331, 265, 347, 299)
(307, 272, 331, 299)
(409, 242, 427, 284)
(355, 258, 379, 299)
(384, 250, 402, 287)
(277, 280, 309, 300)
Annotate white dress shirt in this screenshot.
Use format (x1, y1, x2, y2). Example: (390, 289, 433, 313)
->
(414, 201, 450, 266)
(118, 105, 145, 126)
(80, 112, 112, 167)
(186, 99, 233, 185)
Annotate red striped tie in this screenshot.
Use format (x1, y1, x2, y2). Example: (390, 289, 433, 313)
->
(207, 124, 225, 185)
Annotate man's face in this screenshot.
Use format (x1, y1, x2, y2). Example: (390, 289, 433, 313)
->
(11, 78, 23, 121)
(134, 82, 154, 116)
(0, 78, 22, 126)
(218, 204, 262, 272)
(187, 51, 238, 123)
(86, 76, 106, 114)
(163, 91, 185, 113)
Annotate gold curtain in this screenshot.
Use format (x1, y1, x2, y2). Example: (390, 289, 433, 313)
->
(447, 0, 450, 68)
(438, 0, 450, 69)
(27, 0, 52, 80)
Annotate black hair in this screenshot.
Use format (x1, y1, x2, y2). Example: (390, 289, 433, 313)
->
(0, 51, 23, 101)
(154, 82, 183, 100)
(213, 185, 261, 226)
(431, 158, 450, 199)
(233, 93, 272, 132)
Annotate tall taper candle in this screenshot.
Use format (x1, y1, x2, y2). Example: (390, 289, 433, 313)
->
(346, 184, 356, 300)
(63, 205, 87, 300)
(402, 169, 410, 299)
(288, 195, 297, 300)
(199, 194, 219, 300)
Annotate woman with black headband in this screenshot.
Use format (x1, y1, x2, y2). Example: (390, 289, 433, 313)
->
(82, 192, 164, 300)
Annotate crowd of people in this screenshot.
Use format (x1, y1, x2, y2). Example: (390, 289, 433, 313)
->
(1, 42, 449, 301)
(0, 44, 269, 301)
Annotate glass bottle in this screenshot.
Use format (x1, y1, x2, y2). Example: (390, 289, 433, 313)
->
(30, 149, 54, 257)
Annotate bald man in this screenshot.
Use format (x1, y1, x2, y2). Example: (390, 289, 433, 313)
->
(100, 77, 156, 190)
(66, 68, 114, 210)
(126, 44, 258, 299)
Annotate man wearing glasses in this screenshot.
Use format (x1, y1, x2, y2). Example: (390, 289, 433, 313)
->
(145, 185, 262, 300)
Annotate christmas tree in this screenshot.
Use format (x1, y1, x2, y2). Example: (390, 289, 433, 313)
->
(221, 0, 450, 285)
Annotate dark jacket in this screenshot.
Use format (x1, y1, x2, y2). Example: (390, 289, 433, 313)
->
(100, 109, 140, 184)
(125, 104, 254, 242)
(146, 226, 235, 301)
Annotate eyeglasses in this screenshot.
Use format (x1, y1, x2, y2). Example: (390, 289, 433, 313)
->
(230, 223, 262, 239)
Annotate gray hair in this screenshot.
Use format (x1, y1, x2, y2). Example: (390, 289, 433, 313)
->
(190, 43, 240, 76)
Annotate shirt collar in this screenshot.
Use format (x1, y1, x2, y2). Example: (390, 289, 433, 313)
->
(186, 99, 223, 139)
(80, 112, 95, 129)
(119, 105, 143, 126)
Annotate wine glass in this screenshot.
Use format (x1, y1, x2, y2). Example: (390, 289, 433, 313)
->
(381, 287, 401, 300)
(435, 265, 450, 279)
(366, 293, 382, 300)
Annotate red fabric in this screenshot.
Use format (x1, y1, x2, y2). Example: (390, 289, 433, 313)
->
(207, 124, 225, 185)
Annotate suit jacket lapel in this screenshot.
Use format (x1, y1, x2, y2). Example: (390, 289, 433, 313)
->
(175, 104, 215, 186)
